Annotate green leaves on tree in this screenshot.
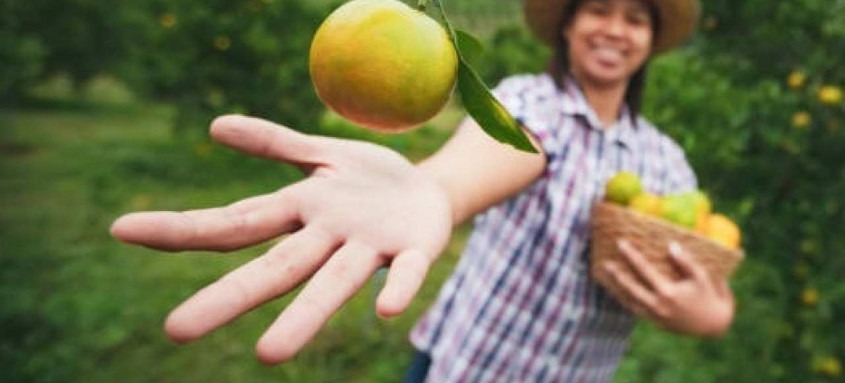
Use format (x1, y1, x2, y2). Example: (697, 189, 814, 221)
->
(430, 0, 538, 153)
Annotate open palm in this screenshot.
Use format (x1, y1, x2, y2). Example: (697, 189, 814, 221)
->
(110, 115, 452, 364)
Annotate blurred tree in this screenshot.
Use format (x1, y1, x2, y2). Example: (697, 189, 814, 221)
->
(623, 1, 845, 382)
(476, 25, 549, 85)
(117, 0, 326, 136)
(1, 0, 131, 101)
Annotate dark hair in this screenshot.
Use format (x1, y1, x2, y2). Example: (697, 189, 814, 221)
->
(548, 0, 662, 118)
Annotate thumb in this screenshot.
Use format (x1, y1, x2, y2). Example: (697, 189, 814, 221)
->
(210, 115, 331, 170)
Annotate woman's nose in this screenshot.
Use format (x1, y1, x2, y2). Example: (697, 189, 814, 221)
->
(602, 13, 628, 37)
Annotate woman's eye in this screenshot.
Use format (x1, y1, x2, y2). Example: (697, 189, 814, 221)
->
(626, 12, 650, 26)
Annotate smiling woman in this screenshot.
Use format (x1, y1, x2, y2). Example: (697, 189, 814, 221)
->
(563, 0, 655, 93)
(528, 0, 698, 126)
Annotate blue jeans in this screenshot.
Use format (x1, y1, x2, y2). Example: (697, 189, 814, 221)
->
(403, 350, 431, 383)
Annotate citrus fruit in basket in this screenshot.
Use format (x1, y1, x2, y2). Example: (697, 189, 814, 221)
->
(660, 193, 698, 229)
(701, 213, 741, 249)
(590, 202, 745, 297)
(309, 0, 458, 132)
(629, 192, 662, 217)
(689, 190, 712, 217)
(604, 171, 643, 205)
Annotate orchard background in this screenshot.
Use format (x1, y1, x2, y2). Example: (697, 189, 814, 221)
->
(2, 0, 844, 382)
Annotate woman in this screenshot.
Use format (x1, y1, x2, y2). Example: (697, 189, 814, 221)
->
(111, 0, 734, 381)
(404, 0, 733, 381)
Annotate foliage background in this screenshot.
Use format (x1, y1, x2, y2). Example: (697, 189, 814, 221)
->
(2, 0, 843, 382)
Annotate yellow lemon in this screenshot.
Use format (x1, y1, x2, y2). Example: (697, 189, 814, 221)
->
(309, 0, 458, 132)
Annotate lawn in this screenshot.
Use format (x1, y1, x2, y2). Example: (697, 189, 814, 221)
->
(0, 78, 468, 382)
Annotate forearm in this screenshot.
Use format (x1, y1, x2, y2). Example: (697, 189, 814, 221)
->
(417, 119, 546, 225)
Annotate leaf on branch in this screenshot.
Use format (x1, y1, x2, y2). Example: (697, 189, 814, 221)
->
(457, 61, 537, 152)
(455, 29, 483, 65)
(431, 0, 538, 153)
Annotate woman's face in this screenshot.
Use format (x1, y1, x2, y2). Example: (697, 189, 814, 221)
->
(563, 0, 654, 88)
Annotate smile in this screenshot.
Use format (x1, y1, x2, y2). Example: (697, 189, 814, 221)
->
(592, 45, 626, 64)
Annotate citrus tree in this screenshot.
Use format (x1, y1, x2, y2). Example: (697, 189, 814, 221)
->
(621, 1, 845, 381)
(116, 0, 325, 135)
(1, 0, 134, 101)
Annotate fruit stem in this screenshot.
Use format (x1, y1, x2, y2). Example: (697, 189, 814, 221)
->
(417, 0, 428, 11)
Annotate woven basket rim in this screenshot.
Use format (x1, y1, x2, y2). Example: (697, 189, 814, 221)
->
(592, 201, 745, 259)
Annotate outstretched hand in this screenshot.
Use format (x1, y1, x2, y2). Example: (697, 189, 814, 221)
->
(110, 115, 453, 364)
(601, 239, 735, 338)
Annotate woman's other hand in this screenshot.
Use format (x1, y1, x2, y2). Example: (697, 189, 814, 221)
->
(602, 239, 735, 338)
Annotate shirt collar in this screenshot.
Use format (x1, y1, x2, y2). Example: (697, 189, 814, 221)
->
(558, 75, 639, 150)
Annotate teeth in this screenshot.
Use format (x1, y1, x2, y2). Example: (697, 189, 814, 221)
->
(594, 47, 623, 62)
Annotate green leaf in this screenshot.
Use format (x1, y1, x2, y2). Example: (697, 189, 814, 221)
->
(455, 29, 483, 65)
(431, 0, 538, 153)
(457, 60, 537, 152)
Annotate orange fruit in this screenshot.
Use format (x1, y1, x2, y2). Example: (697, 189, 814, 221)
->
(792, 111, 811, 129)
(786, 70, 806, 90)
(604, 172, 643, 205)
(702, 213, 741, 249)
(818, 85, 843, 105)
(629, 192, 662, 217)
(685, 190, 712, 230)
(660, 193, 698, 229)
(309, 0, 458, 132)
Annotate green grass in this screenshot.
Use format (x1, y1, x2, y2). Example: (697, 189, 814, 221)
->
(3, 65, 811, 383)
(0, 83, 468, 382)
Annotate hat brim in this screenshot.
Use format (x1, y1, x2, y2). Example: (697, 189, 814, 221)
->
(523, 0, 700, 54)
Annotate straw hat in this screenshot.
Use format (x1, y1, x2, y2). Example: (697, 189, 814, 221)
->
(523, 0, 701, 54)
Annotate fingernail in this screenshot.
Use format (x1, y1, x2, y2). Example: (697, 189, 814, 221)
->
(669, 241, 683, 257)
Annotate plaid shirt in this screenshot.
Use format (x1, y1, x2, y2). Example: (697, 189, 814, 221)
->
(410, 74, 698, 383)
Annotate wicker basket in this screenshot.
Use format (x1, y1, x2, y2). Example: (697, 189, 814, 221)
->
(590, 202, 744, 296)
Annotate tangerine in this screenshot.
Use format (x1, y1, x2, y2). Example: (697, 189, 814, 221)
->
(604, 172, 643, 205)
(660, 193, 698, 229)
(309, 0, 458, 132)
(629, 192, 662, 217)
(702, 213, 741, 249)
